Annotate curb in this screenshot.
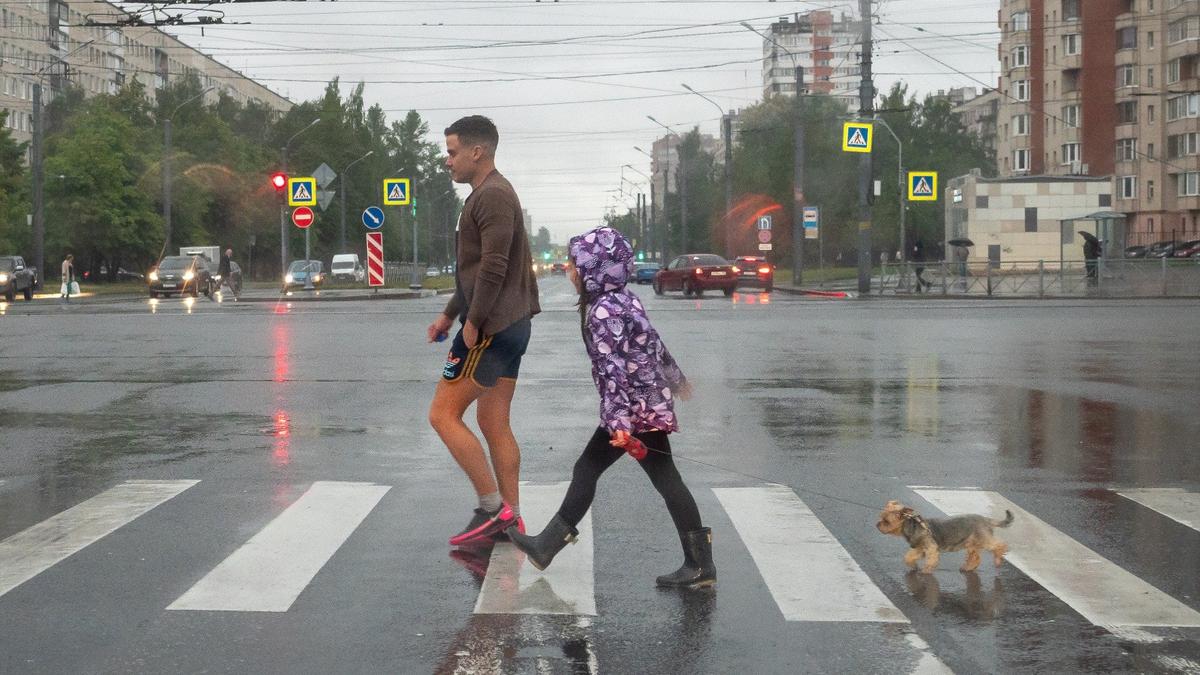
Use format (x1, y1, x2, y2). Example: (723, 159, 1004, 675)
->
(774, 286, 855, 299)
(237, 288, 453, 303)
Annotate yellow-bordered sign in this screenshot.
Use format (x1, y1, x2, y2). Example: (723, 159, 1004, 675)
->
(907, 171, 938, 201)
(383, 178, 411, 206)
(842, 122, 873, 153)
(287, 177, 317, 207)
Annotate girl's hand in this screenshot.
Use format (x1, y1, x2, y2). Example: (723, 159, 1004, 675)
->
(609, 430, 631, 448)
(675, 381, 693, 401)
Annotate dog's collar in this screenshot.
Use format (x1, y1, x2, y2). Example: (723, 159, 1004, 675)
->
(902, 511, 931, 533)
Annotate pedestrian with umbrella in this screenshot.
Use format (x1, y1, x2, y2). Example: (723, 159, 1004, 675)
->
(949, 238, 973, 291)
(1080, 231, 1102, 285)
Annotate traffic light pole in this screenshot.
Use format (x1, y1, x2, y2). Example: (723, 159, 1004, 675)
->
(856, 0, 875, 294)
(280, 146, 288, 277)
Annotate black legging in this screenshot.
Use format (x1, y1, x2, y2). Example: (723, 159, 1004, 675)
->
(556, 426, 703, 534)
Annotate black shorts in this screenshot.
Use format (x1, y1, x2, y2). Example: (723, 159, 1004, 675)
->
(441, 317, 531, 388)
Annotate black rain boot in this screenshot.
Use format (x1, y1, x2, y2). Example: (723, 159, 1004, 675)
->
(656, 527, 716, 589)
(507, 514, 578, 571)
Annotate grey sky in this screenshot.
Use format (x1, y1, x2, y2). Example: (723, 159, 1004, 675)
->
(170, 0, 999, 244)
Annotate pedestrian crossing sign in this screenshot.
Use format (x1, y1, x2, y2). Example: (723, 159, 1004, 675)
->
(842, 122, 873, 153)
(907, 171, 938, 201)
(287, 177, 317, 207)
(383, 178, 411, 206)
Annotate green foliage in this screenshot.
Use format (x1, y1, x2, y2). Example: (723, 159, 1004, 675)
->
(0, 110, 29, 253)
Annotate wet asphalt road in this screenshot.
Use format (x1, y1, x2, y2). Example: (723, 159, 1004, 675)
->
(1, 280, 1199, 674)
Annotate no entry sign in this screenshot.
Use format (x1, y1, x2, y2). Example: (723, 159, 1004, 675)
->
(292, 207, 315, 229)
(366, 231, 384, 287)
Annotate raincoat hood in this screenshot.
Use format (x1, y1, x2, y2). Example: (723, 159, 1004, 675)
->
(568, 226, 635, 296)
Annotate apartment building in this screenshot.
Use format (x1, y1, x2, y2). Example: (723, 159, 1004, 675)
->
(0, 0, 291, 145)
(760, 11, 861, 109)
(995, 0, 1200, 246)
(953, 89, 1002, 158)
(649, 132, 722, 219)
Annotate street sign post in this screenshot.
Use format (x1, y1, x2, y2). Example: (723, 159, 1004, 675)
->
(366, 232, 384, 288)
(908, 171, 938, 201)
(842, 122, 873, 153)
(383, 178, 411, 206)
(288, 177, 317, 207)
(802, 206, 820, 240)
(362, 206, 384, 230)
(757, 214, 773, 230)
(292, 207, 314, 228)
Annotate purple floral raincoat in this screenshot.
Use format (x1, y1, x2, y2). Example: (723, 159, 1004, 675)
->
(568, 226, 687, 434)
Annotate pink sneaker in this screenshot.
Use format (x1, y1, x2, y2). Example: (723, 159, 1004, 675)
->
(449, 504, 522, 547)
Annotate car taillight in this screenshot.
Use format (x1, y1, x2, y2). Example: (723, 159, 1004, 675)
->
(758, 266, 771, 275)
(694, 267, 703, 276)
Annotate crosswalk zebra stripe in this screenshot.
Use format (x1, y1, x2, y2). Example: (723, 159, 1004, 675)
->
(913, 489, 1200, 629)
(714, 485, 907, 623)
(474, 482, 595, 616)
(0, 479, 199, 600)
(1117, 488, 1200, 532)
(167, 481, 390, 613)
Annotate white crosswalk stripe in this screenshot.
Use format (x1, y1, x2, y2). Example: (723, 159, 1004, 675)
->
(474, 482, 596, 616)
(167, 481, 390, 612)
(1118, 488, 1200, 532)
(715, 484, 907, 623)
(0, 479, 198, 600)
(913, 488, 1200, 630)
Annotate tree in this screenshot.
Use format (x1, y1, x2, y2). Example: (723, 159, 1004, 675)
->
(531, 226, 552, 255)
(0, 110, 29, 254)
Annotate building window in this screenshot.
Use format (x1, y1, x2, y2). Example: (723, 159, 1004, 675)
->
(1062, 143, 1082, 165)
(1100, 193, 1112, 207)
(1012, 12, 1029, 32)
(1012, 45, 1028, 68)
(1150, 104, 1157, 123)
(1149, 218, 1155, 233)
(1167, 94, 1200, 120)
(1118, 100, 1139, 124)
(1014, 149, 1030, 172)
(1149, 32, 1156, 49)
(1169, 16, 1199, 44)
(1119, 176, 1137, 199)
(1148, 67, 1156, 88)
(1013, 114, 1030, 136)
(1063, 0, 1080, 20)
(1149, 180, 1156, 200)
(1178, 172, 1200, 197)
(976, 196, 989, 208)
(1015, 80, 1029, 101)
(1117, 138, 1138, 161)
(1169, 59, 1181, 83)
(1059, 105, 1079, 130)
(1117, 27, 1137, 51)
(1169, 132, 1200, 158)
(1025, 208, 1038, 233)
(1117, 65, 1138, 88)
(1064, 34, 1082, 56)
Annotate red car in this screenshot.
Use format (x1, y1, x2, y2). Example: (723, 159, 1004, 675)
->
(653, 254, 740, 297)
(1172, 239, 1200, 258)
(734, 256, 775, 292)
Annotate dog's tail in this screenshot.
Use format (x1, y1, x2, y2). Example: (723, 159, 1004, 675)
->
(992, 510, 1014, 528)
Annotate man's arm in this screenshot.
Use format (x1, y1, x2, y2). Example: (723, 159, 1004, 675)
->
(464, 188, 516, 331)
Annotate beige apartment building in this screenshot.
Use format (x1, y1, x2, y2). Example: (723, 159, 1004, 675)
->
(995, 0, 1200, 247)
(0, 0, 291, 145)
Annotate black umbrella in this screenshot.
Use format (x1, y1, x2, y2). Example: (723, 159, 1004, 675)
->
(947, 238, 974, 247)
(1078, 231, 1099, 244)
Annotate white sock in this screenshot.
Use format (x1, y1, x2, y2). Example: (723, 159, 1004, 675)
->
(479, 492, 502, 513)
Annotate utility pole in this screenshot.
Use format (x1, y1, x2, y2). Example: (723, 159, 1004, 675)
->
(339, 150, 374, 254)
(648, 180, 656, 262)
(163, 87, 213, 256)
(856, 0, 875, 294)
(793, 66, 806, 287)
(31, 83, 43, 290)
(279, 145, 288, 275)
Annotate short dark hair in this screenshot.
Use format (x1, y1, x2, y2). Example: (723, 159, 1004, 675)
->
(444, 115, 499, 151)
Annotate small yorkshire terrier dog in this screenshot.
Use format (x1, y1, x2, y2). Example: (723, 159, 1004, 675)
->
(876, 500, 1013, 574)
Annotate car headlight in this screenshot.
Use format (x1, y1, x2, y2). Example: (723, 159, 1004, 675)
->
(183, 270, 194, 281)
(285, 273, 294, 284)
(148, 271, 158, 281)
(313, 274, 321, 282)
(0, 273, 8, 284)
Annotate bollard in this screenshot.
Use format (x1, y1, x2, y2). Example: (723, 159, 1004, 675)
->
(1038, 260, 1044, 298)
(1162, 255, 1168, 296)
(940, 262, 948, 296)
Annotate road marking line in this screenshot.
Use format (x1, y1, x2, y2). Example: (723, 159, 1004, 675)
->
(904, 633, 955, 675)
(913, 489, 1200, 629)
(714, 485, 907, 623)
(474, 482, 595, 615)
(0, 479, 199, 599)
(1118, 488, 1200, 532)
(168, 481, 389, 612)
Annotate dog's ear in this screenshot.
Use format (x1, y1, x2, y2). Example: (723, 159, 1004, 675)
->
(885, 500, 903, 511)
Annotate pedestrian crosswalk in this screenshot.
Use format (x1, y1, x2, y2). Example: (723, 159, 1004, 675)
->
(2, 478, 1199, 659)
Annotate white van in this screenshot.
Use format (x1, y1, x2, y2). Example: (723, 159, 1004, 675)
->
(330, 254, 365, 282)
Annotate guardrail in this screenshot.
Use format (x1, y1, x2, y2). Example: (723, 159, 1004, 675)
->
(878, 258, 1200, 298)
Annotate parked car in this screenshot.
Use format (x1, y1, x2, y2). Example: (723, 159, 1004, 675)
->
(1124, 245, 1148, 258)
(330, 253, 365, 282)
(634, 262, 661, 285)
(733, 256, 775, 292)
(1172, 239, 1200, 258)
(551, 262, 568, 275)
(148, 255, 214, 298)
(653, 254, 740, 297)
(0, 255, 36, 301)
(96, 265, 145, 281)
(1145, 240, 1179, 258)
(426, 266, 440, 277)
(283, 260, 324, 291)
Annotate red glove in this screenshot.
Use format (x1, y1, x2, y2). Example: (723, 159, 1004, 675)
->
(625, 436, 648, 461)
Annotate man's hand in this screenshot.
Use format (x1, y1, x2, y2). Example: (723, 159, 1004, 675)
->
(463, 320, 480, 349)
(609, 430, 631, 448)
(675, 380, 694, 401)
(427, 314, 453, 344)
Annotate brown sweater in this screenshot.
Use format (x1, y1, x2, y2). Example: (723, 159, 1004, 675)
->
(443, 170, 540, 335)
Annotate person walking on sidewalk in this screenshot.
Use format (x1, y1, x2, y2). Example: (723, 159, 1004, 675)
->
(426, 115, 540, 548)
(60, 254, 76, 302)
(507, 226, 716, 590)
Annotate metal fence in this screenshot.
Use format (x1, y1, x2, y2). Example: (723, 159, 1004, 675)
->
(878, 258, 1200, 298)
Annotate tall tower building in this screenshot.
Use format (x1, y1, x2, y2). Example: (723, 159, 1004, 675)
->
(760, 11, 861, 109)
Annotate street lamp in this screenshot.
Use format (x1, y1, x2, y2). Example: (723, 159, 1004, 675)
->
(163, 86, 214, 255)
(647, 115, 688, 259)
(280, 117, 320, 279)
(742, 21, 807, 286)
(683, 83, 735, 259)
(633, 146, 661, 262)
(338, 150, 374, 254)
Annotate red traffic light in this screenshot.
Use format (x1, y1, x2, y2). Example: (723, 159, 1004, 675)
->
(270, 172, 288, 191)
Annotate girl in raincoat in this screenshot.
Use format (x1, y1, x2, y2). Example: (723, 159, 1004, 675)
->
(507, 226, 715, 589)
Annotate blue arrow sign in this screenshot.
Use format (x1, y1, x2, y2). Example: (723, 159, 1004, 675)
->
(362, 206, 385, 229)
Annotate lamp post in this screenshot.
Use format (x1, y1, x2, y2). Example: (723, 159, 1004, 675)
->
(280, 118, 321, 278)
(871, 117, 906, 267)
(647, 116, 688, 257)
(682, 83, 734, 258)
(163, 86, 214, 255)
(338, 150, 374, 254)
(624, 164, 653, 256)
(633, 146, 660, 262)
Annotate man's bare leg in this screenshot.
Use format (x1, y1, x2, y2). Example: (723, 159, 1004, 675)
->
(477, 377, 520, 509)
(429, 378, 497, 498)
